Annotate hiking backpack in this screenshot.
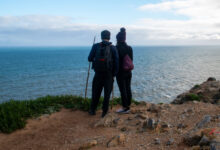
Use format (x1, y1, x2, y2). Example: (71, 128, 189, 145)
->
(118, 45, 134, 71)
(93, 43, 113, 72)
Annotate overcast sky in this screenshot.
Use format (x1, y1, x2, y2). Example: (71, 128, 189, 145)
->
(0, 0, 220, 46)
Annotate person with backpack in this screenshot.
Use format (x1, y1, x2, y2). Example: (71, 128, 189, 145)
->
(88, 30, 119, 118)
(116, 28, 134, 114)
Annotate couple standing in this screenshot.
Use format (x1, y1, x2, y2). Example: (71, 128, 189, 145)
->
(88, 28, 133, 117)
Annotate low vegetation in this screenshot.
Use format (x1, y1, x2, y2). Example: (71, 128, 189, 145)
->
(185, 93, 201, 101)
(0, 95, 139, 133)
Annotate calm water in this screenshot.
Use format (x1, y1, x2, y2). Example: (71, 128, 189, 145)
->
(0, 46, 220, 103)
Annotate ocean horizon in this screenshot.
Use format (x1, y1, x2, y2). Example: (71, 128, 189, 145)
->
(1, 46, 220, 103)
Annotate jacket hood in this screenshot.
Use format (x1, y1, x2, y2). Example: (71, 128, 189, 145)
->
(101, 41, 112, 46)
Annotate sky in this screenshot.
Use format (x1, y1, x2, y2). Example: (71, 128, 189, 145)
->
(0, 0, 220, 46)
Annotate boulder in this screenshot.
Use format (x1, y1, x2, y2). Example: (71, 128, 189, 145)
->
(196, 115, 211, 129)
(142, 118, 157, 131)
(107, 133, 126, 147)
(94, 113, 118, 127)
(199, 135, 210, 146)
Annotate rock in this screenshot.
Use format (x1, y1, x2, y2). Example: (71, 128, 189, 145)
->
(199, 135, 210, 146)
(191, 146, 200, 150)
(196, 115, 211, 129)
(120, 127, 128, 132)
(184, 128, 220, 147)
(166, 138, 174, 145)
(210, 143, 220, 150)
(177, 123, 187, 129)
(183, 134, 201, 146)
(162, 104, 172, 109)
(79, 140, 97, 150)
(147, 104, 161, 113)
(184, 108, 193, 113)
(130, 103, 136, 107)
(154, 138, 160, 145)
(113, 118, 124, 126)
(128, 117, 142, 126)
(207, 77, 216, 82)
(155, 121, 170, 133)
(130, 108, 138, 114)
(118, 133, 126, 143)
(127, 116, 133, 120)
(142, 118, 156, 130)
(94, 113, 118, 127)
(139, 101, 147, 106)
(107, 133, 126, 147)
(135, 114, 148, 120)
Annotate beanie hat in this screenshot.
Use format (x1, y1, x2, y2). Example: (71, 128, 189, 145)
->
(116, 27, 126, 42)
(101, 30, 111, 40)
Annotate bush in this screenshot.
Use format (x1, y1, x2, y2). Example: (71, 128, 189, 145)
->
(192, 84, 200, 89)
(185, 94, 200, 101)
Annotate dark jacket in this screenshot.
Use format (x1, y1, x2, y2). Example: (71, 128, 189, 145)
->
(116, 42, 133, 73)
(88, 41, 119, 76)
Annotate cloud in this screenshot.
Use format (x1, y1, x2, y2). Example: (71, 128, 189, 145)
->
(136, 0, 220, 44)
(139, 0, 220, 20)
(0, 15, 114, 46)
(0, 8, 220, 46)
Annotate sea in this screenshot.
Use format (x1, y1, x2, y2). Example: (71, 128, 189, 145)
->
(0, 46, 220, 103)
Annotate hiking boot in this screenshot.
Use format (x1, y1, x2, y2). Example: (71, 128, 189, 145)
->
(101, 111, 107, 118)
(89, 110, 96, 116)
(116, 108, 130, 114)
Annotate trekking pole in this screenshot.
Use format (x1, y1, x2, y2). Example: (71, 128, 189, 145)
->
(111, 78, 114, 110)
(85, 36, 96, 100)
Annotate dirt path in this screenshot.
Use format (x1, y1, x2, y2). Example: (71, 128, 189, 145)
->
(0, 103, 219, 150)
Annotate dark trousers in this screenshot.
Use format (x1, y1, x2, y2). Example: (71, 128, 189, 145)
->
(90, 72, 113, 113)
(116, 72, 132, 109)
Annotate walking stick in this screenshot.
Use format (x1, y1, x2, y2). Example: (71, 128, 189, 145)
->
(85, 36, 96, 100)
(111, 78, 114, 110)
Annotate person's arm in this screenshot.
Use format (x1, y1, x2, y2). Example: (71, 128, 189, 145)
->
(88, 44, 96, 62)
(112, 46, 119, 76)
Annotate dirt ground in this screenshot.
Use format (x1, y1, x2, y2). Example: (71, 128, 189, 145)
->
(0, 102, 219, 150)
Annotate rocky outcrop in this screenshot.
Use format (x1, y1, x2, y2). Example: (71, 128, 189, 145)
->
(172, 77, 220, 104)
(183, 127, 220, 149)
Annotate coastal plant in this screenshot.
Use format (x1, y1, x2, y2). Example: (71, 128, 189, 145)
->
(185, 94, 201, 101)
(193, 84, 200, 89)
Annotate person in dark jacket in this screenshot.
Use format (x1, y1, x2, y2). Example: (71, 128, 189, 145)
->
(116, 28, 133, 113)
(88, 30, 119, 117)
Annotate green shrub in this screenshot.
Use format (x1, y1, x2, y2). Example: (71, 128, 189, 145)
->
(193, 84, 200, 89)
(185, 94, 200, 101)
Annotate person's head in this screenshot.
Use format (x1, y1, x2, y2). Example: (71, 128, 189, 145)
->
(116, 27, 126, 43)
(101, 30, 111, 41)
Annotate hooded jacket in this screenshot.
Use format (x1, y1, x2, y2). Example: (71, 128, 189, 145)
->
(88, 41, 119, 76)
